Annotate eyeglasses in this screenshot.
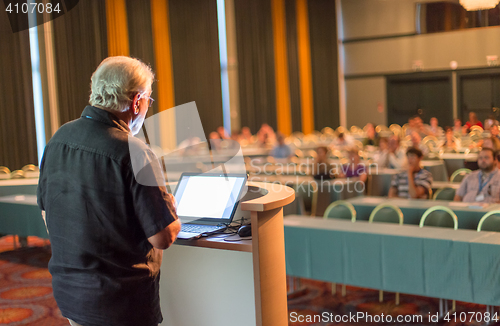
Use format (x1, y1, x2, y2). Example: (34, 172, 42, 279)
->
(142, 95, 155, 108)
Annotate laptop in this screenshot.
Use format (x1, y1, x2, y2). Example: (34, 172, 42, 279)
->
(174, 172, 247, 240)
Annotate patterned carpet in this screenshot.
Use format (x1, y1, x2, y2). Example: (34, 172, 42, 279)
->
(0, 236, 67, 326)
(288, 279, 500, 326)
(0, 236, 498, 326)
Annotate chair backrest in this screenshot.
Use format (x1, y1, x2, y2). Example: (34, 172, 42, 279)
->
(323, 200, 356, 222)
(420, 206, 458, 229)
(450, 168, 471, 182)
(369, 204, 404, 224)
(433, 187, 456, 201)
(477, 210, 500, 232)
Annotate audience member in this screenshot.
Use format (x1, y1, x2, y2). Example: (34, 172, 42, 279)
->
(270, 133, 292, 159)
(484, 115, 499, 130)
(362, 123, 379, 146)
(388, 147, 433, 199)
(442, 127, 460, 152)
(454, 148, 500, 203)
(427, 117, 444, 137)
(339, 147, 368, 184)
(239, 127, 253, 142)
(410, 131, 429, 156)
(312, 146, 335, 180)
(334, 132, 354, 149)
(465, 112, 483, 131)
(453, 118, 465, 136)
(375, 136, 407, 169)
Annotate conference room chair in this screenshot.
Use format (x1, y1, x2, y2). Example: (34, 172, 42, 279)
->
(389, 123, 402, 136)
(323, 200, 357, 222)
(350, 125, 361, 134)
(323, 200, 357, 296)
(375, 124, 389, 133)
(336, 126, 347, 135)
(420, 206, 458, 313)
(0, 166, 10, 179)
(419, 206, 458, 229)
(433, 187, 456, 201)
(450, 168, 471, 183)
(477, 210, 500, 232)
(369, 204, 404, 304)
(10, 170, 24, 179)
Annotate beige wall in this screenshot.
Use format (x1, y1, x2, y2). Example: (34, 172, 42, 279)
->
(345, 77, 387, 127)
(340, 0, 500, 127)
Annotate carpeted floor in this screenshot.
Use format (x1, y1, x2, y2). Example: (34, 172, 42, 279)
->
(0, 236, 499, 326)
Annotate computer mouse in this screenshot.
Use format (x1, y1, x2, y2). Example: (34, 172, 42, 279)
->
(238, 225, 252, 237)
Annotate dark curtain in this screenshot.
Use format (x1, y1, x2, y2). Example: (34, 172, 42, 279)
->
(52, 0, 108, 125)
(0, 5, 38, 170)
(234, 0, 277, 134)
(126, 0, 159, 118)
(169, 0, 223, 138)
(308, 0, 339, 130)
(285, 0, 302, 133)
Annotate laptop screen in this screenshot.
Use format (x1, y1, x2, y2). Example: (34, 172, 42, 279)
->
(174, 173, 247, 223)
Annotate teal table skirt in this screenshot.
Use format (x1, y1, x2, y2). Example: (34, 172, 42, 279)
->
(284, 216, 500, 305)
(0, 195, 48, 239)
(345, 197, 499, 230)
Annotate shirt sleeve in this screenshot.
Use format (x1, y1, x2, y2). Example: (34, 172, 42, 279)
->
(128, 149, 178, 238)
(415, 170, 433, 194)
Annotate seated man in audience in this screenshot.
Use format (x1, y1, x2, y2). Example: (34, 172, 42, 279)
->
(454, 148, 500, 203)
(388, 147, 433, 199)
(453, 118, 466, 136)
(376, 136, 407, 169)
(270, 132, 292, 160)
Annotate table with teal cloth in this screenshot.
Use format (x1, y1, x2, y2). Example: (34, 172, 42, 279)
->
(284, 216, 500, 305)
(0, 178, 38, 196)
(0, 195, 48, 239)
(345, 196, 500, 230)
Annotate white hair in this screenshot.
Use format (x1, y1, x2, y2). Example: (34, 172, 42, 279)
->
(89, 56, 154, 112)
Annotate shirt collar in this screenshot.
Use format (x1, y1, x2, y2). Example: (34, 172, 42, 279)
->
(81, 106, 131, 134)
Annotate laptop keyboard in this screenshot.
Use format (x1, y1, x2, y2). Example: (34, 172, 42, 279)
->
(181, 224, 224, 234)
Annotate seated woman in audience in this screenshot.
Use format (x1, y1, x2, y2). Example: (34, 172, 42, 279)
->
(362, 122, 379, 146)
(465, 111, 483, 131)
(442, 127, 460, 152)
(312, 146, 335, 180)
(388, 147, 433, 199)
(375, 135, 407, 169)
(339, 147, 368, 184)
(454, 147, 500, 203)
(270, 132, 292, 159)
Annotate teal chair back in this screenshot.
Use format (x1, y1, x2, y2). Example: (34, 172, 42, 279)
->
(433, 187, 456, 201)
(369, 204, 404, 224)
(477, 211, 500, 232)
(420, 206, 458, 229)
(323, 200, 356, 222)
(450, 168, 471, 183)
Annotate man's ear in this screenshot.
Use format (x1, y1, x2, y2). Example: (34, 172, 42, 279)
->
(131, 93, 141, 114)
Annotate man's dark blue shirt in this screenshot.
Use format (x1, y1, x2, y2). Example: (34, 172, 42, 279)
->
(37, 106, 177, 326)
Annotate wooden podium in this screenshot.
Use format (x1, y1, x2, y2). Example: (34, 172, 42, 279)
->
(159, 181, 294, 326)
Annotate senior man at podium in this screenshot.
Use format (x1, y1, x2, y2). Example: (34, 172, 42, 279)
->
(37, 56, 180, 326)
